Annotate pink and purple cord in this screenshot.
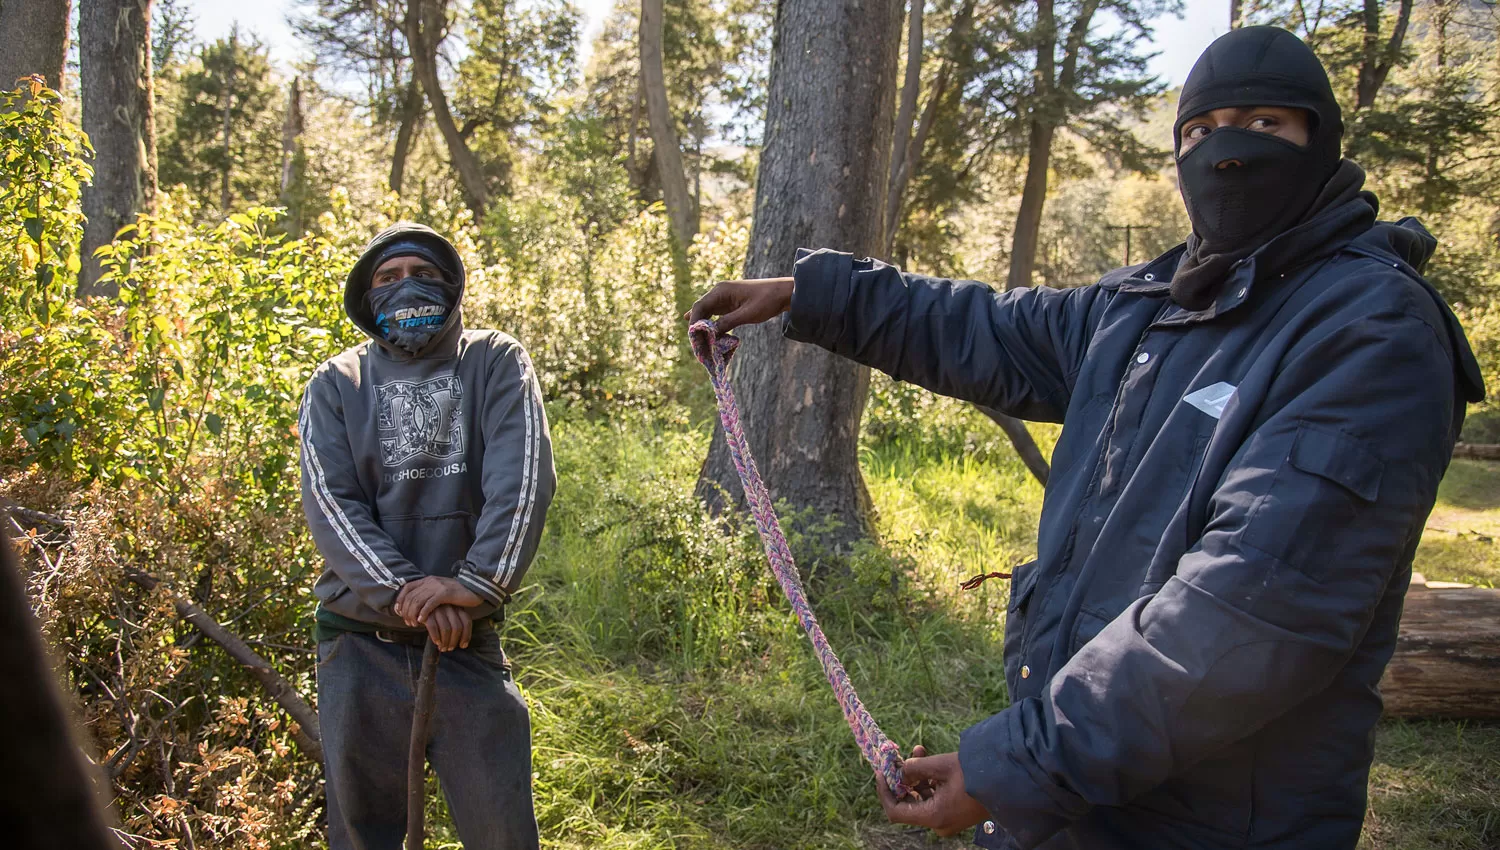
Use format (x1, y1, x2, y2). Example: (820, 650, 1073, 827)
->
(689, 320, 909, 798)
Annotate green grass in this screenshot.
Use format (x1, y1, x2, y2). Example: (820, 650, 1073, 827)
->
(414, 411, 1498, 849)
(1419, 457, 1500, 588)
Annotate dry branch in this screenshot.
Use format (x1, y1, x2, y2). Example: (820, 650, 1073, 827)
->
(122, 568, 323, 761)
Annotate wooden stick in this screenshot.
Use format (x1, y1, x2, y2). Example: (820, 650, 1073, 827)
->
(407, 639, 440, 850)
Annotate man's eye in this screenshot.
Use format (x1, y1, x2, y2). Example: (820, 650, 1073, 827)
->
(1186, 125, 1209, 139)
(1249, 117, 1277, 130)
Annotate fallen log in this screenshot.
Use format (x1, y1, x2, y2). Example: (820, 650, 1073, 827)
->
(1380, 576, 1500, 720)
(1452, 442, 1500, 461)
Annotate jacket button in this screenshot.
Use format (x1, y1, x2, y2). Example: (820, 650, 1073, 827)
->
(1021, 665, 1031, 679)
(1135, 351, 1150, 364)
(983, 821, 997, 834)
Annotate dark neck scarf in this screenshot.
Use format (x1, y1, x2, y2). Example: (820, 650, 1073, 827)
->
(1171, 160, 1375, 309)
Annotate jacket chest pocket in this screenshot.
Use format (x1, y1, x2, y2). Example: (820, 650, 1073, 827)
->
(1003, 559, 1041, 688)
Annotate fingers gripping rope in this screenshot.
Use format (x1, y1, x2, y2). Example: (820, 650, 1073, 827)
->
(689, 320, 909, 798)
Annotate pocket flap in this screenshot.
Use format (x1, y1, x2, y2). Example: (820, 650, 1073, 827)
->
(1009, 559, 1041, 613)
(1289, 425, 1383, 502)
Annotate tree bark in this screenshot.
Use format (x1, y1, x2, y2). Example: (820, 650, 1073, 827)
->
(405, 0, 490, 217)
(641, 0, 697, 251)
(279, 76, 305, 233)
(220, 27, 238, 212)
(0, 0, 72, 90)
(80, 0, 156, 299)
(1005, 117, 1056, 291)
(1003, 0, 1097, 291)
(280, 77, 303, 197)
(1355, 0, 1413, 110)
(1229, 0, 1242, 29)
(883, 0, 924, 256)
(390, 76, 424, 193)
(1379, 581, 1500, 719)
(696, 0, 904, 552)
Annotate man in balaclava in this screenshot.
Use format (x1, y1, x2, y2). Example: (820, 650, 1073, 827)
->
(299, 222, 556, 850)
(688, 26, 1484, 850)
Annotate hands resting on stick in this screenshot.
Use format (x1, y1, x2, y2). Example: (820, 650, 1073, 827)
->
(393, 576, 484, 651)
(689, 280, 996, 838)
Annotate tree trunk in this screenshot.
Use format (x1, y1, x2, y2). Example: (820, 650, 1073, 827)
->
(280, 77, 303, 197)
(883, 0, 924, 256)
(1005, 118, 1056, 290)
(220, 27, 237, 212)
(641, 0, 697, 251)
(696, 0, 904, 552)
(80, 0, 156, 299)
(279, 76, 305, 232)
(390, 76, 424, 193)
(0, 0, 72, 90)
(1229, 0, 1242, 28)
(975, 406, 1049, 485)
(1354, 0, 1413, 110)
(883, 0, 974, 258)
(1379, 580, 1500, 719)
(405, 0, 490, 217)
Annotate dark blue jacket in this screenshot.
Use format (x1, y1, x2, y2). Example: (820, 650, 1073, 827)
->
(785, 203, 1483, 849)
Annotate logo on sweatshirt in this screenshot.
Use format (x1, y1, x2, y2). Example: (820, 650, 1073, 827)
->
(375, 375, 465, 466)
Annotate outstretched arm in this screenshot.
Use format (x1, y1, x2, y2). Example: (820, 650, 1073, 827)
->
(689, 250, 1104, 421)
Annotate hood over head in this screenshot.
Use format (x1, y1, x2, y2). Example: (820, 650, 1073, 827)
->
(1170, 26, 1349, 310)
(1348, 218, 1485, 404)
(345, 222, 467, 357)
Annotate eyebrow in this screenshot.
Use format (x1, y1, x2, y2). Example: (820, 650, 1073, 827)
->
(376, 263, 440, 277)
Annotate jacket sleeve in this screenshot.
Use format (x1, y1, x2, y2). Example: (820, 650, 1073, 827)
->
(453, 339, 557, 607)
(299, 372, 427, 616)
(956, 311, 1458, 847)
(782, 248, 1105, 421)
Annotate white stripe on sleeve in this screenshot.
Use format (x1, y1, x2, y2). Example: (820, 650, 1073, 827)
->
(300, 395, 403, 591)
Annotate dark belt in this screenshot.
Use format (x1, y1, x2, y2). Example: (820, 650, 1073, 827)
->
(373, 617, 493, 646)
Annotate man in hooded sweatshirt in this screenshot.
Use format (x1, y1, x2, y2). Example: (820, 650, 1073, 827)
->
(299, 222, 555, 850)
(689, 26, 1484, 850)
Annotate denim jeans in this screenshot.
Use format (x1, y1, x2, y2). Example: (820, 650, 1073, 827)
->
(317, 627, 539, 850)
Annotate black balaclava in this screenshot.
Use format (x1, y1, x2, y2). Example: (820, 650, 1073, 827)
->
(1171, 26, 1345, 310)
(363, 240, 463, 353)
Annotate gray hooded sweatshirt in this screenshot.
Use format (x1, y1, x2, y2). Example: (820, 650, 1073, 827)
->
(299, 223, 556, 629)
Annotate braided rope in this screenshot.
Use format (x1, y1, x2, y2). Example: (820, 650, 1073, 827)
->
(689, 320, 908, 797)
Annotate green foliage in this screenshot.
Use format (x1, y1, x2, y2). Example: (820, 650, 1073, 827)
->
(456, 0, 582, 193)
(0, 80, 91, 323)
(582, 0, 769, 215)
(158, 31, 285, 212)
(469, 201, 749, 411)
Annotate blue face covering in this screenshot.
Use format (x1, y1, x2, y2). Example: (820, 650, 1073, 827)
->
(364, 276, 461, 352)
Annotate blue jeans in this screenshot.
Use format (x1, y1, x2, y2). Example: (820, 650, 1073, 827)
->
(317, 627, 539, 850)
